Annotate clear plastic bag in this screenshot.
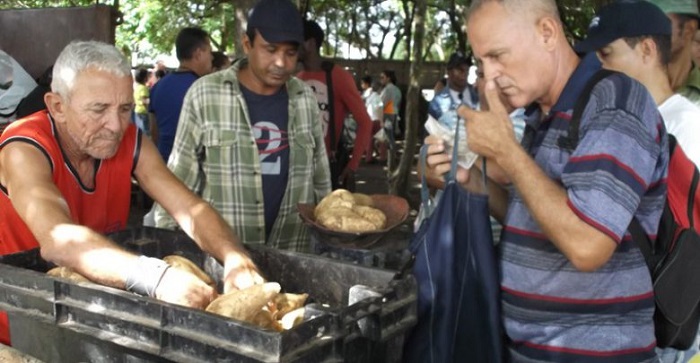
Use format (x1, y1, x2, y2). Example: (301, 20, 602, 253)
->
(424, 113, 478, 170)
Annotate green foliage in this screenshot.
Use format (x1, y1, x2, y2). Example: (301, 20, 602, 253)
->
(0, 0, 603, 63)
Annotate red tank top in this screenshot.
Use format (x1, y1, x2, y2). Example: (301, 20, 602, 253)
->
(0, 111, 139, 344)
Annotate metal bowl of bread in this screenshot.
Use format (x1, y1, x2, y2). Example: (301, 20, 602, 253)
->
(297, 189, 410, 249)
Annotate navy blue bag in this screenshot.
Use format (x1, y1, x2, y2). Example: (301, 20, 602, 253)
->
(403, 126, 502, 362)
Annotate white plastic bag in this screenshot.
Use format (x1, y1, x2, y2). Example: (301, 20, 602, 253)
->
(424, 114, 478, 169)
(374, 128, 388, 142)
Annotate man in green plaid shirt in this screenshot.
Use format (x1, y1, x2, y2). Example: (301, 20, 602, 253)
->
(154, 0, 331, 252)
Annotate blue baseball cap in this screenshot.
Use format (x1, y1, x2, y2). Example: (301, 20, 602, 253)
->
(575, 0, 672, 53)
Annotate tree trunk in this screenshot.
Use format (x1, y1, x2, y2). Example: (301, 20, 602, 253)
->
(389, 0, 426, 197)
(233, 0, 257, 56)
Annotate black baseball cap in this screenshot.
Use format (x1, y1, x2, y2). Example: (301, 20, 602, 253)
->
(247, 0, 304, 45)
(575, 0, 671, 53)
(447, 51, 470, 69)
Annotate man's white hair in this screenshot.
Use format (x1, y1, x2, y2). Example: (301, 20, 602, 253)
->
(51, 41, 131, 98)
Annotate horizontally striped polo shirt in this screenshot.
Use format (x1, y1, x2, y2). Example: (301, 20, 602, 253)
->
(500, 54, 669, 362)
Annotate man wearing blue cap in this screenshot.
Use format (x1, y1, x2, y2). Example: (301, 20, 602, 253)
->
(575, 1, 700, 166)
(577, 2, 700, 361)
(154, 0, 331, 252)
(648, 0, 700, 105)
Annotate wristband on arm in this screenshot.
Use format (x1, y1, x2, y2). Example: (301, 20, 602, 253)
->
(125, 256, 170, 297)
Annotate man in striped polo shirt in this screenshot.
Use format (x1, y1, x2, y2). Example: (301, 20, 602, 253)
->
(424, 0, 669, 361)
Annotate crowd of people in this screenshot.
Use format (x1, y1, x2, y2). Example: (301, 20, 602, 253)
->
(1, 0, 700, 361)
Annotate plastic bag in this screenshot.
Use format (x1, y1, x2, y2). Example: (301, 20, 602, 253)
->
(424, 113, 478, 169)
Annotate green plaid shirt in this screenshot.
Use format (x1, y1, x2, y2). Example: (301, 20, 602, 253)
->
(154, 58, 331, 252)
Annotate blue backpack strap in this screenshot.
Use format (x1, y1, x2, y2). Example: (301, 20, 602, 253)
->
(557, 69, 617, 151)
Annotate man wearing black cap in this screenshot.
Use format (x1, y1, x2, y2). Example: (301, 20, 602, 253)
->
(427, 51, 479, 125)
(575, 0, 700, 167)
(577, 2, 700, 361)
(154, 0, 331, 252)
(298, 19, 373, 190)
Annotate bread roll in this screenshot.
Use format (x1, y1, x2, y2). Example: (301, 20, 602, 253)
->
(273, 293, 309, 318)
(251, 308, 284, 332)
(206, 282, 281, 323)
(316, 206, 380, 232)
(314, 189, 387, 233)
(163, 255, 216, 289)
(352, 205, 387, 229)
(279, 307, 306, 330)
(352, 193, 374, 206)
(46, 267, 90, 283)
(315, 189, 355, 217)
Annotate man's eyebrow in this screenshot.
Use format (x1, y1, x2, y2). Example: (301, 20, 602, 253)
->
(86, 102, 109, 109)
(481, 47, 508, 58)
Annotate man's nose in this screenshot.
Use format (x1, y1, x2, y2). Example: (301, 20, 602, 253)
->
(103, 109, 124, 132)
(481, 61, 501, 81)
(272, 52, 287, 68)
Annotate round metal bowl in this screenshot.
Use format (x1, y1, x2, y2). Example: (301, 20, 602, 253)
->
(297, 194, 410, 249)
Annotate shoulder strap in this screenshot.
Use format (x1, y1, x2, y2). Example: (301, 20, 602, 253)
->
(557, 69, 617, 151)
(629, 217, 656, 272)
(321, 61, 337, 154)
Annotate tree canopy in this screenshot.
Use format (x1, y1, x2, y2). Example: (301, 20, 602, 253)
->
(1, 0, 610, 64)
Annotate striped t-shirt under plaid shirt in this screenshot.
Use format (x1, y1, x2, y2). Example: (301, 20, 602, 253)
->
(154, 58, 331, 252)
(501, 60, 669, 361)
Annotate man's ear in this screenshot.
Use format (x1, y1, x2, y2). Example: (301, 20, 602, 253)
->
(538, 16, 560, 51)
(195, 46, 209, 63)
(242, 34, 252, 55)
(44, 92, 66, 122)
(639, 38, 657, 64)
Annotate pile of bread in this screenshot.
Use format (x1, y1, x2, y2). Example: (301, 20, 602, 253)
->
(46, 255, 307, 331)
(314, 189, 387, 233)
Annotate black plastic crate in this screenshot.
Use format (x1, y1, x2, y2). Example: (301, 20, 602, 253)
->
(0, 227, 416, 363)
(309, 223, 414, 271)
